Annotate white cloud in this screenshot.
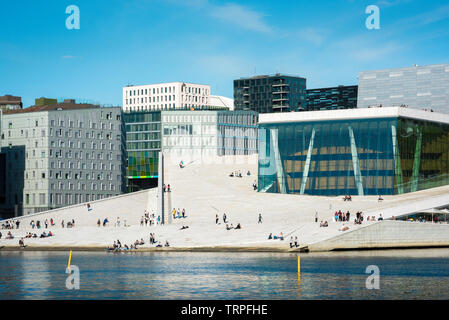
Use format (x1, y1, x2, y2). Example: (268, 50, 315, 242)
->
(295, 27, 329, 46)
(210, 3, 272, 34)
(376, 0, 413, 7)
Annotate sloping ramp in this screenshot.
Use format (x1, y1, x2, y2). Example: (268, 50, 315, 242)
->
(307, 220, 449, 252)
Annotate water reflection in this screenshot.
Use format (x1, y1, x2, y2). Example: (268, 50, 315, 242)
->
(0, 250, 448, 299)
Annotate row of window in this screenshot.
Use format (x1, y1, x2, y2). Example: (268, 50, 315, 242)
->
(24, 192, 120, 206)
(126, 85, 209, 97)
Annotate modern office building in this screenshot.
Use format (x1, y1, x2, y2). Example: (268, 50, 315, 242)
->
(1, 102, 125, 216)
(122, 82, 211, 112)
(123, 111, 162, 192)
(306, 85, 358, 111)
(124, 109, 258, 192)
(161, 110, 258, 158)
(0, 95, 23, 111)
(258, 107, 449, 196)
(358, 63, 449, 113)
(234, 74, 307, 113)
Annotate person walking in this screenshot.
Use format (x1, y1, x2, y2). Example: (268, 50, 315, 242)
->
(258, 214, 263, 224)
(315, 212, 318, 223)
(223, 213, 227, 223)
(216, 214, 219, 224)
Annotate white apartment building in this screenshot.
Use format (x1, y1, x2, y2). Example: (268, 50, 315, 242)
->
(123, 82, 211, 112)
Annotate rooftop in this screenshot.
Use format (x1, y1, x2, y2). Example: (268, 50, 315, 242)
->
(0, 95, 22, 103)
(306, 85, 358, 92)
(2, 102, 102, 115)
(259, 106, 449, 125)
(123, 82, 210, 88)
(237, 73, 306, 80)
(360, 62, 449, 74)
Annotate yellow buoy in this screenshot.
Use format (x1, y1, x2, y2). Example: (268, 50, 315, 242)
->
(297, 255, 301, 284)
(67, 250, 72, 270)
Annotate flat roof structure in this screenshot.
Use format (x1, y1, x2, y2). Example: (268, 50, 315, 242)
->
(258, 107, 449, 197)
(259, 106, 449, 125)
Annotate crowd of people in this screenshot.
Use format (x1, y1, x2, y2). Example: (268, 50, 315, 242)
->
(172, 208, 186, 220)
(289, 236, 299, 248)
(226, 223, 241, 230)
(268, 232, 284, 241)
(1, 220, 20, 230)
(215, 212, 242, 231)
(109, 233, 170, 252)
(333, 210, 368, 225)
(1, 217, 65, 232)
(0, 229, 55, 248)
(229, 171, 243, 178)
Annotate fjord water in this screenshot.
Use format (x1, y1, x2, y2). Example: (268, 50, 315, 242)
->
(1, 250, 449, 300)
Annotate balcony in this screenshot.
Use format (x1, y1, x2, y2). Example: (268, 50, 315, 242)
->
(272, 90, 289, 94)
(272, 104, 289, 110)
(272, 97, 288, 102)
(272, 83, 289, 88)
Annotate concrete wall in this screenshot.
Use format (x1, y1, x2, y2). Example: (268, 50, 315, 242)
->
(1, 188, 156, 228)
(308, 220, 449, 251)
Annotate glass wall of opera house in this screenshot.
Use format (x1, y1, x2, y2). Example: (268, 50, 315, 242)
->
(258, 107, 449, 196)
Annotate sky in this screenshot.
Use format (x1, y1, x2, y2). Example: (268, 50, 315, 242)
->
(1, 0, 449, 107)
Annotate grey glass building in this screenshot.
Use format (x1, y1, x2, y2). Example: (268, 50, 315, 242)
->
(358, 63, 449, 113)
(306, 85, 358, 111)
(1, 103, 125, 216)
(234, 74, 306, 113)
(258, 107, 449, 196)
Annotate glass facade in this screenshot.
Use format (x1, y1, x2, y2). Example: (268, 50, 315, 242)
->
(358, 63, 449, 113)
(306, 85, 358, 111)
(258, 117, 449, 196)
(123, 109, 258, 192)
(161, 110, 259, 158)
(234, 74, 306, 113)
(123, 111, 161, 192)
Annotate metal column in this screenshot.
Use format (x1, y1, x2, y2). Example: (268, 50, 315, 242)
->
(411, 127, 422, 192)
(300, 128, 315, 195)
(391, 125, 404, 194)
(271, 129, 287, 194)
(157, 152, 164, 225)
(348, 126, 364, 196)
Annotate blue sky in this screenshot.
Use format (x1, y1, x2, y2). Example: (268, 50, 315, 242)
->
(1, 0, 449, 107)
